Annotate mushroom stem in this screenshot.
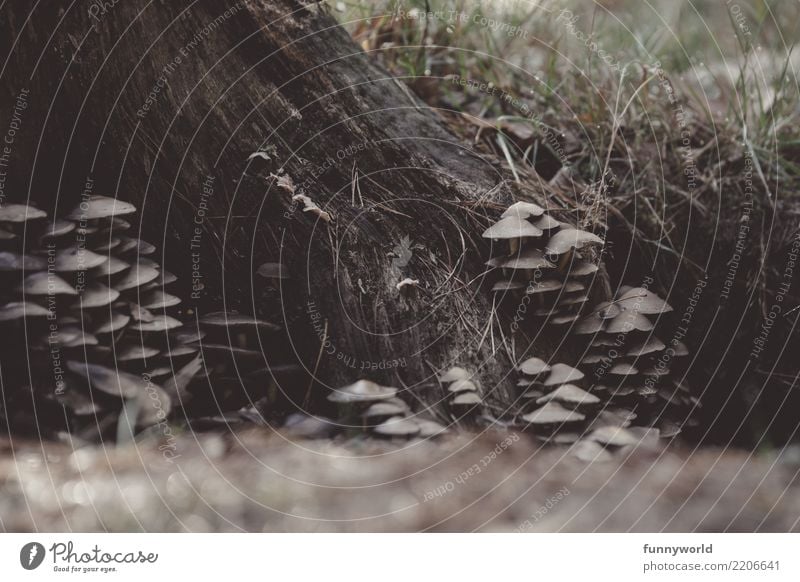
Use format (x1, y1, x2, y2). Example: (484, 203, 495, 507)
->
(557, 249, 573, 274)
(509, 238, 520, 255)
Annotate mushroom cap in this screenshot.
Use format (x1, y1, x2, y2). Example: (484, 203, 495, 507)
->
(500, 248, 554, 270)
(155, 270, 178, 285)
(606, 310, 654, 334)
(68, 196, 136, 220)
(18, 272, 77, 295)
(0, 301, 50, 320)
(517, 357, 551, 376)
(198, 311, 280, 331)
(536, 384, 601, 406)
(672, 340, 689, 356)
(171, 329, 206, 344)
(531, 214, 560, 231)
(117, 344, 160, 361)
(77, 283, 120, 307)
(0, 252, 47, 271)
(580, 353, 606, 364)
(482, 216, 543, 240)
(615, 287, 673, 314)
(544, 228, 603, 254)
(521, 390, 543, 399)
(364, 401, 409, 418)
(543, 363, 585, 385)
(447, 379, 478, 393)
(565, 260, 599, 277)
(626, 336, 666, 357)
(0, 227, 15, 240)
(642, 365, 670, 376)
(485, 256, 505, 268)
(114, 263, 160, 291)
(451, 391, 482, 405)
(609, 362, 639, 376)
(501, 201, 546, 219)
(522, 402, 585, 424)
(438, 366, 470, 383)
(374, 416, 420, 437)
(141, 290, 181, 309)
(94, 313, 131, 334)
(588, 426, 643, 447)
(327, 379, 397, 403)
(0, 204, 47, 222)
(574, 314, 606, 335)
(492, 280, 525, 292)
(257, 262, 290, 279)
(92, 256, 130, 276)
(130, 314, 183, 332)
(66, 361, 143, 398)
(558, 292, 590, 306)
(93, 237, 121, 252)
(416, 419, 449, 437)
(594, 301, 622, 319)
(563, 280, 586, 293)
(591, 336, 618, 347)
(550, 313, 581, 324)
(526, 278, 564, 294)
(54, 247, 107, 271)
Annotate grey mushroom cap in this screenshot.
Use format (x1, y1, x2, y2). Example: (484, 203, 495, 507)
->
(672, 340, 689, 356)
(68, 195, 137, 221)
(536, 384, 601, 406)
(18, 272, 77, 295)
(594, 301, 622, 320)
(544, 228, 603, 254)
(0, 204, 47, 222)
(517, 357, 551, 376)
(526, 278, 564, 294)
(565, 260, 599, 277)
(92, 256, 130, 276)
(531, 214, 560, 231)
(571, 440, 613, 462)
(114, 264, 160, 291)
(141, 290, 181, 309)
(492, 280, 525, 292)
(482, 216, 543, 240)
(615, 287, 673, 314)
(438, 366, 470, 383)
(451, 391, 482, 405)
(0, 301, 50, 320)
(54, 247, 108, 271)
(327, 379, 398, 404)
(130, 314, 183, 332)
(66, 361, 144, 399)
(94, 313, 131, 334)
(550, 313, 581, 324)
(198, 312, 280, 331)
(558, 293, 590, 306)
(609, 362, 639, 376)
(605, 310, 654, 334)
(416, 419, 449, 437)
(117, 344, 160, 361)
(574, 314, 606, 335)
(364, 401, 409, 418)
(500, 248, 554, 270)
(588, 426, 644, 447)
(522, 402, 586, 424)
(77, 283, 120, 307)
(626, 336, 666, 357)
(543, 363, 585, 386)
(257, 262, 290, 279)
(501, 201, 546, 219)
(0, 252, 47, 271)
(447, 379, 478, 393)
(374, 416, 420, 437)
(580, 353, 606, 364)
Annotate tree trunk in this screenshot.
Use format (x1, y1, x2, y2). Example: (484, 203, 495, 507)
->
(1, 0, 564, 411)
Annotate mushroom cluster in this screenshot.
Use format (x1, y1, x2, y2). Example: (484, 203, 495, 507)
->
(0, 198, 278, 441)
(483, 202, 601, 319)
(327, 379, 448, 439)
(571, 286, 696, 423)
(439, 366, 485, 414)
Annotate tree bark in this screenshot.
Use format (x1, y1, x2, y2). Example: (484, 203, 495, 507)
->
(1, 0, 561, 411)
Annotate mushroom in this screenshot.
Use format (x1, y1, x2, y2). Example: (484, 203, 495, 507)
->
(363, 401, 408, 419)
(550, 313, 581, 325)
(672, 340, 689, 356)
(566, 260, 599, 277)
(374, 416, 420, 438)
(0, 301, 50, 320)
(76, 283, 120, 307)
(256, 262, 290, 279)
(543, 363, 584, 386)
(605, 310, 654, 334)
(609, 362, 639, 376)
(536, 384, 600, 406)
(140, 290, 181, 309)
(92, 256, 130, 276)
(499, 248, 554, 270)
(0, 203, 47, 222)
(531, 214, 560, 231)
(482, 215, 543, 254)
(327, 379, 397, 403)
(439, 366, 470, 383)
(198, 312, 280, 331)
(626, 336, 666, 357)
(492, 280, 525, 292)
(94, 313, 131, 334)
(54, 247, 107, 271)
(66, 361, 143, 398)
(526, 278, 564, 294)
(573, 314, 606, 335)
(416, 419, 449, 437)
(544, 228, 604, 272)
(615, 287, 673, 314)
(0, 252, 46, 271)
(451, 391, 481, 406)
(517, 357, 551, 376)
(522, 402, 585, 424)
(501, 201, 545, 219)
(114, 263, 160, 291)
(130, 314, 183, 332)
(447, 379, 478, 393)
(116, 344, 160, 362)
(593, 301, 622, 320)
(17, 272, 77, 295)
(588, 426, 643, 447)
(67, 195, 136, 220)
(571, 440, 613, 462)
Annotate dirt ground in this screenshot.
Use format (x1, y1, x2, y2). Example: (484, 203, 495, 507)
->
(2, 430, 799, 532)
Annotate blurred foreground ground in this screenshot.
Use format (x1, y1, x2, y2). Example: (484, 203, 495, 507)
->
(2, 431, 799, 532)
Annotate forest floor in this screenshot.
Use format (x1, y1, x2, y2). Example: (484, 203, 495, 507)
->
(2, 430, 800, 532)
